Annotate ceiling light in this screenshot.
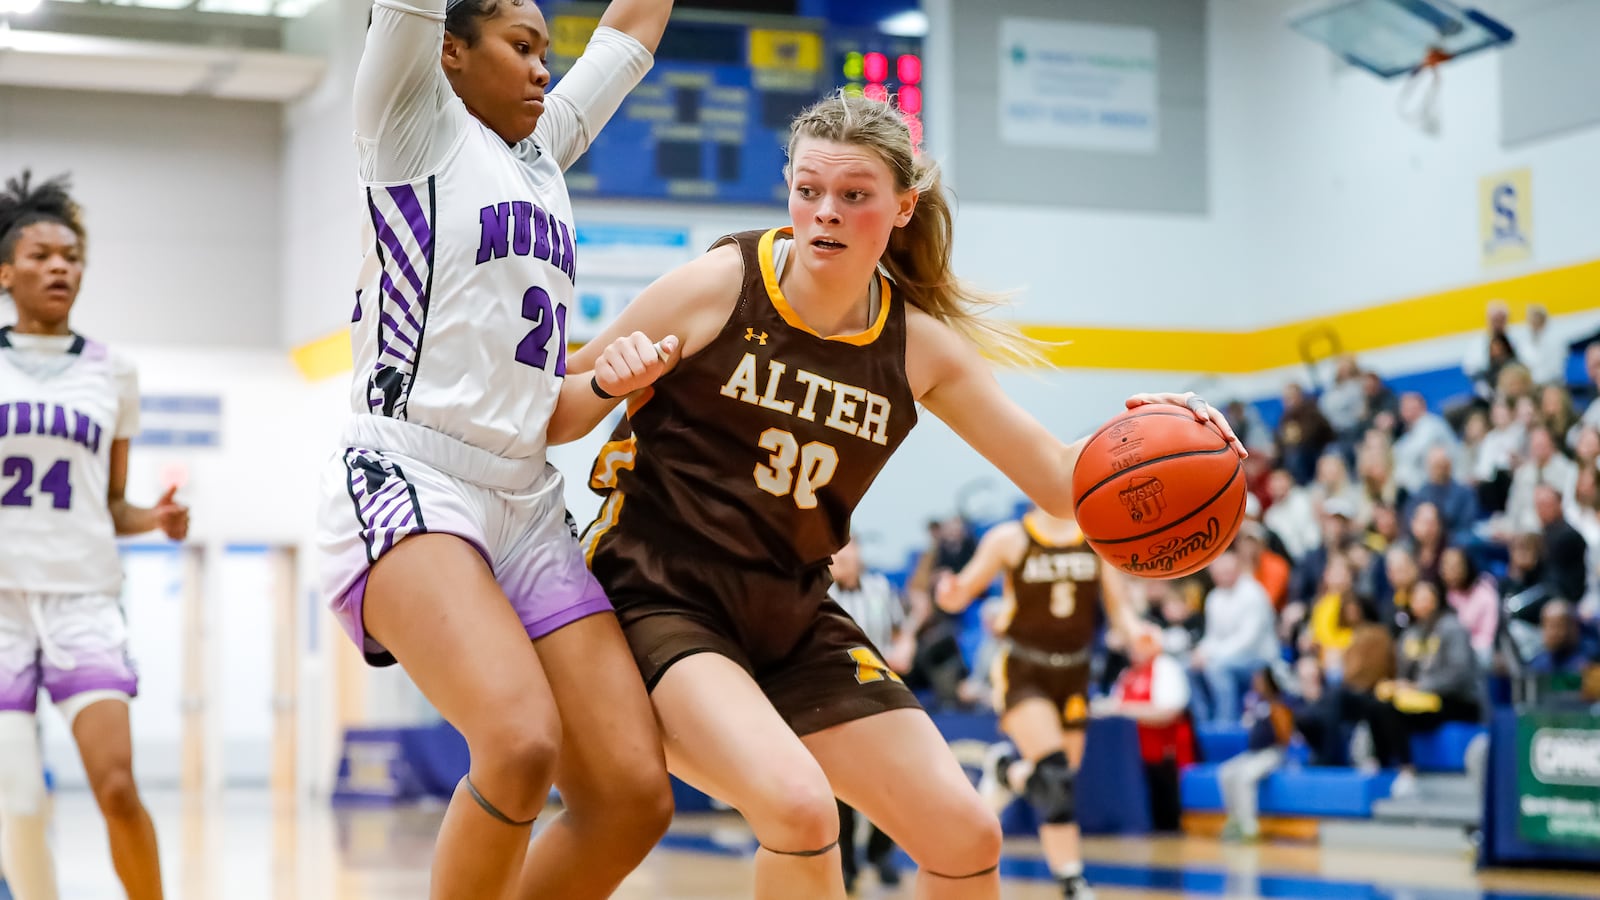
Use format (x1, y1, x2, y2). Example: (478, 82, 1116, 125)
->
(879, 10, 928, 39)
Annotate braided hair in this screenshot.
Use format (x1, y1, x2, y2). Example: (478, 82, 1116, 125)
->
(0, 171, 85, 264)
(445, 0, 528, 46)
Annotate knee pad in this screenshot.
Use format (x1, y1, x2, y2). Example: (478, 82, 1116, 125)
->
(0, 712, 48, 816)
(461, 775, 538, 827)
(1024, 750, 1076, 826)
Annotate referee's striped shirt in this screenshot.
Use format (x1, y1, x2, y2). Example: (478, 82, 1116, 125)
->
(830, 572, 906, 651)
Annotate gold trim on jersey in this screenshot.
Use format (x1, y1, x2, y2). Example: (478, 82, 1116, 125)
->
(1022, 512, 1084, 548)
(993, 592, 1018, 635)
(990, 645, 1010, 713)
(757, 227, 892, 346)
(627, 387, 654, 416)
(588, 435, 638, 492)
(581, 490, 626, 567)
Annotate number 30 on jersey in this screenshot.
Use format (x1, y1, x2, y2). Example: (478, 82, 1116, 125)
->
(753, 427, 837, 509)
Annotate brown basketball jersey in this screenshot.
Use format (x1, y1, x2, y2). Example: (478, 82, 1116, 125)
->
(999, 515, 1102, 654)
(583, 227, 917, 574)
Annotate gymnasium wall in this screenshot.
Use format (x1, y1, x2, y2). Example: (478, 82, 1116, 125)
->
(11, 0, 1600, 756)
(925, 0, 1600, 392)
(0, 87, 284, 348)
(1223, 0, 1600, 388)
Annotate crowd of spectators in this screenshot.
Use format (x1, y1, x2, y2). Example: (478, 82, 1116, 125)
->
(876, 303, 1600, 828)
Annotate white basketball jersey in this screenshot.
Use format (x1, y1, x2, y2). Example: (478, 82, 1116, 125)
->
(0, 328, 139, 593)
(350, 101, 580, 463)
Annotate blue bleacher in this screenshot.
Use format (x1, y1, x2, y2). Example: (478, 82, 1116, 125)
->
(1409, 721, 1486, 773)
(1184, 721, 1484, 820)
(1182, 764, 1398, 818)
(1196, 723, 1251, 763)
(1194, 721, 1483, 771)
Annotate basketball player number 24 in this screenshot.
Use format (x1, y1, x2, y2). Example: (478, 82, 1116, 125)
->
(0, 457, 72, 510)
(753, 427, 838, 509)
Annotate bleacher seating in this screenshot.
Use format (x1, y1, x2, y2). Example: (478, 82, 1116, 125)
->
(1193, 721, 1484, 772)
(1181, 765, 1398, 818)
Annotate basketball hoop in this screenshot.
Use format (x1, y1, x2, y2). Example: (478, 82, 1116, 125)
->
(1288, 0, 1515, 136)
(1398, 46, 1452, 135)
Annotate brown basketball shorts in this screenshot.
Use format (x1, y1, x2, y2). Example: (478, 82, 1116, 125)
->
(991, 644, 1093, 729)
(591, 530, 922, 736)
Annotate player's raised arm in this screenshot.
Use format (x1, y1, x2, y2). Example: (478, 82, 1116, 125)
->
(597, 0, 674, 53)
(934, 521, 1024, 614)
(538, 0, 671, 168)
(352, 0, 455, 182)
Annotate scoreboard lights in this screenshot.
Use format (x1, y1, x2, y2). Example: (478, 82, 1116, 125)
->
(547, 6, 928, 204)
(841, 49, 925, 148)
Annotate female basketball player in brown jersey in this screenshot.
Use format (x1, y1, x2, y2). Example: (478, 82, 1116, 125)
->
(556, 93, 1245, 900)
(935, 509, 1134, 899)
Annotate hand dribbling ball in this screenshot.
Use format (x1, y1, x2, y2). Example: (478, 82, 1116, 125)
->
(1070, 407, 1246, 579)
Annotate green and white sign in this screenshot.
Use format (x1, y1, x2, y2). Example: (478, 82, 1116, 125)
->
(998, 18, 1159, 154)
(1517, 712, 1600, 847)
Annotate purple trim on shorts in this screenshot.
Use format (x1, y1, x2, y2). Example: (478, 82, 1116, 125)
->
(331, 530, 494, 668)
(0, 675, 41, 711)
(523, 593, 613, 641)
(46, 670, 138, 705)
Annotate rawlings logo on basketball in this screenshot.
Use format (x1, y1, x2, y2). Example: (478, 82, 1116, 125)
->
(1110, 453, 1143, 473)
(1122, 517, 1223, 574)
(1118, 476, 1167, 523)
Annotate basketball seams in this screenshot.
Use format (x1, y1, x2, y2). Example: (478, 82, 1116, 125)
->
(1074, 445, 1236, 504)
(1084, 463, 1244, 546)
(1082, 408, 1205, 444)
(1072, 407, 1244, 579)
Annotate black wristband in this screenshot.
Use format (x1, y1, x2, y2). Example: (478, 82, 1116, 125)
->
(590, 377, 616, 400)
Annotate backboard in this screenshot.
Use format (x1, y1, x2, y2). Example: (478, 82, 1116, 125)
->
(1289, 0, 1514, 80)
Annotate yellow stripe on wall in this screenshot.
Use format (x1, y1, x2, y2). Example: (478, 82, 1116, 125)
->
(290, 258, 1600, 380)
(1023, 257, 1600, 374)
(290, 330, 352, 382)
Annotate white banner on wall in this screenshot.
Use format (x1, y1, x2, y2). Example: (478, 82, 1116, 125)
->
(576, 223, 693, 281)
(998, 18, 1159, 153)
(571, 223, 695, 343)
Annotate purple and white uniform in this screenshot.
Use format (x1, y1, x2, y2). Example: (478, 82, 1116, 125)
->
(0, 327, 141, 713)
(316, 0, 653, 665)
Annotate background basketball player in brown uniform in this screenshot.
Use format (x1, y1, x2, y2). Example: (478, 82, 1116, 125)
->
(936, 509, 1135, 900)
(556, 92, 1245, 900)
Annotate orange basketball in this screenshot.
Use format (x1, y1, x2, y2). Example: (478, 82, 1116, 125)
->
(1070, 407, 1246, 579)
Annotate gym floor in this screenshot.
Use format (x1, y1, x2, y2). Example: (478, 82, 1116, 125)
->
(38, 790, 1600, 900)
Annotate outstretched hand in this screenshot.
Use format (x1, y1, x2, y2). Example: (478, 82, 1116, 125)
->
(1125, 392, 1247, 459)
(933, 571, 959, 612)
(154, 485, 190, 541)
(593, 332, 680, 399)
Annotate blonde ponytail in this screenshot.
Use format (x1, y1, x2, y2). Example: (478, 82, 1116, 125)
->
(786, 92, 1045, 366)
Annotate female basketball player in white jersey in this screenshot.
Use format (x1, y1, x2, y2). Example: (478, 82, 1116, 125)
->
(564, 93, 1246, 899)
(0, 172, 188, 900)
(317, 2, 678, 898)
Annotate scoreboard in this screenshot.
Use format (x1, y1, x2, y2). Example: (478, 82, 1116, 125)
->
(549, 7, 926, 206)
